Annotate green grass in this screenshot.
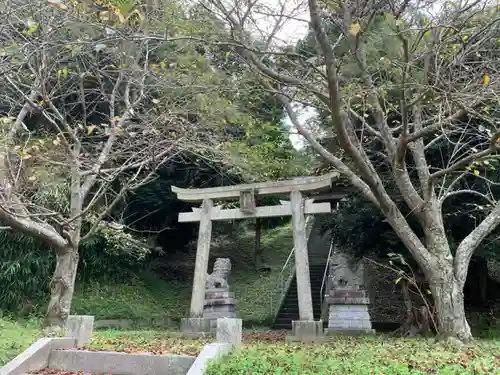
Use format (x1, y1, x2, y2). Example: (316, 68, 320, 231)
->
(0, 317, 41, 366)
(72, 225, 293, 324)
(1, 322, 499, 374)
(206, 336, 500, 375)
(72, 278, 190, 321)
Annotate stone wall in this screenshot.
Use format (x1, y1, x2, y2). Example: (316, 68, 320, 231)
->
(361, 257, 406, 324)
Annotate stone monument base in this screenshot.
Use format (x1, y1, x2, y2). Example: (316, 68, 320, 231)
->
(203, 288, 237, 334)
(326, 288, 374, 335)
(285, 320, 328, 343)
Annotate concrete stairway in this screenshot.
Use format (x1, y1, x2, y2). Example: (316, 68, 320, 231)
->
(273, 264, 327, 330)
(273, 218, 332, 330)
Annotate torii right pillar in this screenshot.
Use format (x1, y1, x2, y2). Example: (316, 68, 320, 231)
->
(286, 190, 326, 343)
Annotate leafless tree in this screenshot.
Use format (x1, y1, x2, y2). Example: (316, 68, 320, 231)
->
(198, 0, 500, 341)
(0, 0, 226, 326)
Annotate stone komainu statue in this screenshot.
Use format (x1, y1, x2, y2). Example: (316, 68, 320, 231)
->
(206, 258, 231, 289)
(329, 252, 365, 289)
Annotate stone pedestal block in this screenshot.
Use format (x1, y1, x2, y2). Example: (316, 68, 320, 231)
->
(326, 288, 374, 335)
(65, 315, 94, 346)
(216, 318, 242, 348)
(180, 317, 212, 337)
(286, 320, 327, 343)
(203, 288, 237, 333)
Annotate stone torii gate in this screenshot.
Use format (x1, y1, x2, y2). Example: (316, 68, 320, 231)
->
(172, 172, 339, 340)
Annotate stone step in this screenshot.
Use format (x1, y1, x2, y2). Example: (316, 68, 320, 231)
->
(274, 320, 329, 329)
(278, 306, 299, 311)
(277, 313, 300, 319)
(273, 263, 329, 330)
(280, 295, 322, 302)
(284, 295, 323, 300)
(280, 307, 299, 313)
(281, 299, 321, 306)
(281, 303, 321, 309)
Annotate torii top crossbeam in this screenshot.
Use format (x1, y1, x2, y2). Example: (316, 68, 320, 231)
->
(171, 172, 341, 202)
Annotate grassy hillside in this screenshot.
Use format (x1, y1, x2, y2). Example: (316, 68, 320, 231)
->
(72, 225, 293, 324)
(0, 318, 41, 366)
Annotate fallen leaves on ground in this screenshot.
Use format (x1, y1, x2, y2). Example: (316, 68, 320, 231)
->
(60, 329, 289, 356)
(71, 330, 212, 356)
(73, 340, 206, 356)
(242, 330, 288, 343)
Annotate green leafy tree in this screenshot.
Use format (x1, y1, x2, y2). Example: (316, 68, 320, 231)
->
(0, 0, 237, 326)
(203, 0, 500, 342)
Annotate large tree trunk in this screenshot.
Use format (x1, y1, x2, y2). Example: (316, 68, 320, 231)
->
(427, 260, 473, 343)
(45, 246, 79, 328)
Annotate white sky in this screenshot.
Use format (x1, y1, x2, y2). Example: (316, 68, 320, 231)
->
(253, 0, 313, 149)
(254, 0, 477, 149)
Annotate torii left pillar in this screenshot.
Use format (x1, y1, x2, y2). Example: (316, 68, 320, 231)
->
(181, 198, 213, 335)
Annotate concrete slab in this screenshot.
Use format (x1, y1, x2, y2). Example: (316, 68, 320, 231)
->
(0, 338, 75, 375)
(185, 343, 232, 375)
(48, 350, 195, 375)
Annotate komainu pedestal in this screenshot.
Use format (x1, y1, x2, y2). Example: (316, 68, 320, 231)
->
(203, 258, 237, 333)
(326, 253, 374, 335)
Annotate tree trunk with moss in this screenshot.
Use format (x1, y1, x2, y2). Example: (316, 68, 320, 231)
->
(45, 246, 79, 328)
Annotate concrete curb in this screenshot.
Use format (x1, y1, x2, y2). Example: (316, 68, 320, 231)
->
(186, 343, 232, 375)
(48, 349, 195, 375)
(0, 338, 76, 375)
(1, 315, 241, 375)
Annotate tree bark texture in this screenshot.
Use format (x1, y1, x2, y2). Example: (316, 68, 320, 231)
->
(45, 247, 79, 328)
(427, 259, 473, 342)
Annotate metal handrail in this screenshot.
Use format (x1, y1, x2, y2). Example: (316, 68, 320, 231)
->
(270, 247, 295, 316)
(280, 246, 295, 274)
(319, 237, 335, 315)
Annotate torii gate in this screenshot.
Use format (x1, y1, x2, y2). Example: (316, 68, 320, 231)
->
(172, 172, 340, 337)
